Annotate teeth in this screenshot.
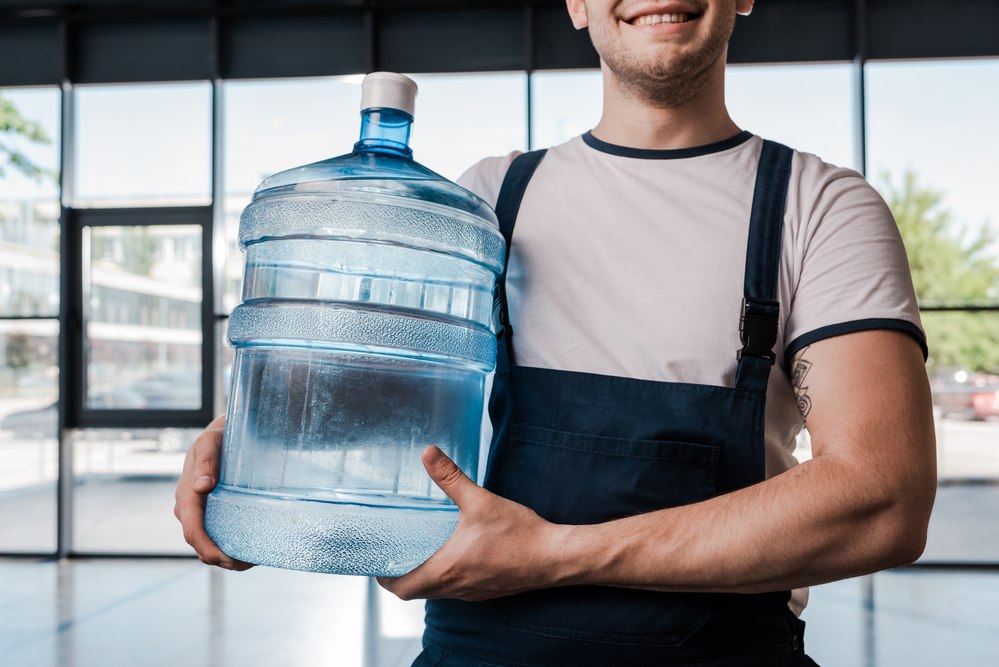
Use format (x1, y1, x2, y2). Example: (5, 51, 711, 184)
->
(633, 12, 691, 26)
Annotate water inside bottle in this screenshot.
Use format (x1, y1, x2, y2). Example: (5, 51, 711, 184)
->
(222, 345, 484, 507)
(205, 343, 486, 575)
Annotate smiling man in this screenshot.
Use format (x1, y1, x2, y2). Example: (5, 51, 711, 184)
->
(176, 1, 936, 665)
(377, 0, 935, 664)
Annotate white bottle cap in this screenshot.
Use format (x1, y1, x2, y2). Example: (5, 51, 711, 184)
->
(360, 72, 418, 117)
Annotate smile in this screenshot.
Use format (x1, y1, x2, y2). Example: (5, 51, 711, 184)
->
(629, 13, 696, 26)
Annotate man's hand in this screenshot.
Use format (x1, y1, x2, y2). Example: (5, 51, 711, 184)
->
(377, 446, 568, 601)
(173, 415, 253, 571)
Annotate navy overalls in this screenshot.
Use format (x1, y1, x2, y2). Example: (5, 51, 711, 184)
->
(417, 140, 816, 666)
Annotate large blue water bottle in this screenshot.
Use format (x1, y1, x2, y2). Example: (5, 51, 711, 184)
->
(204, 72, 504, 576)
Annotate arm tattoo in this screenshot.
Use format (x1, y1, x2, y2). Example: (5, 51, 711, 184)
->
(791, 347, 814, 421)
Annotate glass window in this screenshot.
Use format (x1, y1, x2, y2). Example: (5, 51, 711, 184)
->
(75, 82, 212, 208)
(215, 318, 232, 417)
(531, 69, 602, 149)
(0, 320, 58, 552)
(923, 311, 999, 476)
(866, 59, 999, 307)
(406, 72, 528, 181)
(0, 87, 61, 317)
(867, 59, 999, 563)
(84, 225, 202, 410)
(222, 76, 362, 314)
(727, 63, 857, 171)
(71, 426, 200, 553)
(919, 314, 999, 562)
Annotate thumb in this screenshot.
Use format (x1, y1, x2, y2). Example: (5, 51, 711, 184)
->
(423, 445, 479, 508)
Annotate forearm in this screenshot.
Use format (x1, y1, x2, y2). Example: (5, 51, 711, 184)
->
(556, 449, 932, 594)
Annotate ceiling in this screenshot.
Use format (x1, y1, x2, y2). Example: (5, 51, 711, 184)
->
(1, 0, 997, 86)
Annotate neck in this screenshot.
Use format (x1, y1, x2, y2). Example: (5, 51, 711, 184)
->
(590, 58, 741, 150)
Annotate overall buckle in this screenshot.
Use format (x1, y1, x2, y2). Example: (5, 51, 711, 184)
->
(738, 297, 779, 364)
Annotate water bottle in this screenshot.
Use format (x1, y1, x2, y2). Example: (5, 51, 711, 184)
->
(204, 72, 504, 576)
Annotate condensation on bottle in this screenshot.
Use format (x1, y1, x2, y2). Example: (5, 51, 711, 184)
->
(204, 72, 504, 576)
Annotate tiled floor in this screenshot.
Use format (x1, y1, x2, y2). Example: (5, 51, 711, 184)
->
(1, 558, 997, 667)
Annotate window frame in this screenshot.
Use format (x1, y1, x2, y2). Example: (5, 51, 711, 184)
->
(64, 206, 215, 431)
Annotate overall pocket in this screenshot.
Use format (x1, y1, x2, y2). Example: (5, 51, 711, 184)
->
(487, 424, 721, 646)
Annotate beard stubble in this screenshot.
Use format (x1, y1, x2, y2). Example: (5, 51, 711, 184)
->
(586, 2, 737, 108)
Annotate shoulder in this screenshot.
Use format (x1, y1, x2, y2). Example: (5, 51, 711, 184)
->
(788, 149, 891, 226)
(783, 146, 901, 264)
(456, 151, 522, 209)
(779, 147, 925, 361)
(456, 137, 584, 208)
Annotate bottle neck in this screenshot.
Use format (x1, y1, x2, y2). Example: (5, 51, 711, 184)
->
(354, 108, 413, 158)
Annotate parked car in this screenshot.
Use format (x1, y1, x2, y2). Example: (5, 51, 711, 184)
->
(932, 379, 999, 421)
(0, 401, 57, 440)
(125, 372, 202, 410)
(1, 389, 145, 440)
(1, 373, 205, 450)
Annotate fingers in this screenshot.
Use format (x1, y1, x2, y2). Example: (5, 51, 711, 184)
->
(175, 415, 252, 571)
(422, 445, 481, 509)
(196, 414, 226, 488)
(186, 422, 223, 492)
(192, 430, 222, 493)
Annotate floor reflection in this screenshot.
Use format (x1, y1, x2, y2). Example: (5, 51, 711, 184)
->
(1, 558, 998, 666)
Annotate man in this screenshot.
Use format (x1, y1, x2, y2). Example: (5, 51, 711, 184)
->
(176, 1, 936, 664)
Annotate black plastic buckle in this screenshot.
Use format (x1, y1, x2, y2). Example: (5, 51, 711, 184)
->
(491, 293, 504, 338)
(492, 287, 513, 341)
(738, 297, 779, 364)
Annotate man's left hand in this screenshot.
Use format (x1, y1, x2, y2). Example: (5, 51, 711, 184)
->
(377, 445, 569, 601)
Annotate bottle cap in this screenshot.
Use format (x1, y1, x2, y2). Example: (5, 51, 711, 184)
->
(360, 72, 418, 117)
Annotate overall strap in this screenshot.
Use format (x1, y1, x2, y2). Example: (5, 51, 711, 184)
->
(486, 149, 547, 473)
(735, 139, 793, 393)
(492, 148, 548, 363)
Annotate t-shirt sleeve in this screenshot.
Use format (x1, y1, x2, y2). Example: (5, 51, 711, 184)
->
(782, 152, 927, 363)
(456, 151, 521, 209)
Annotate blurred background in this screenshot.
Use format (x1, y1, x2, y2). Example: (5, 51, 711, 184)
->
(0, 0, 997, 665)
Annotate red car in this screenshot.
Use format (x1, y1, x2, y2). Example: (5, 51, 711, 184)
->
(933, 379, 999, 421)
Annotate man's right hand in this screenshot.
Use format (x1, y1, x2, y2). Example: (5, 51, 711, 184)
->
(174, 414, 253, 571)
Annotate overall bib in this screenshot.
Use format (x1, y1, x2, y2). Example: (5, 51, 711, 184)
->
(418, 140, 815, 666)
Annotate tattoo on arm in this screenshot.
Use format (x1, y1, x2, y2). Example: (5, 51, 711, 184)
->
(791, 347, 813, 421)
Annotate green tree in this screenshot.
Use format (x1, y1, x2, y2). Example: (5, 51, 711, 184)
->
(0, 95, 52, 181)
(120, 226, 158, 276)
(5, 332, 31, 377)
(880, 170, 999, 372)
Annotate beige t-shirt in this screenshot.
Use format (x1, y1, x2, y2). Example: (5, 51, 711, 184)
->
(458, 131, 924, 614)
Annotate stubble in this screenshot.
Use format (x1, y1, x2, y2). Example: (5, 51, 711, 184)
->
(586, 2, 737, 108)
